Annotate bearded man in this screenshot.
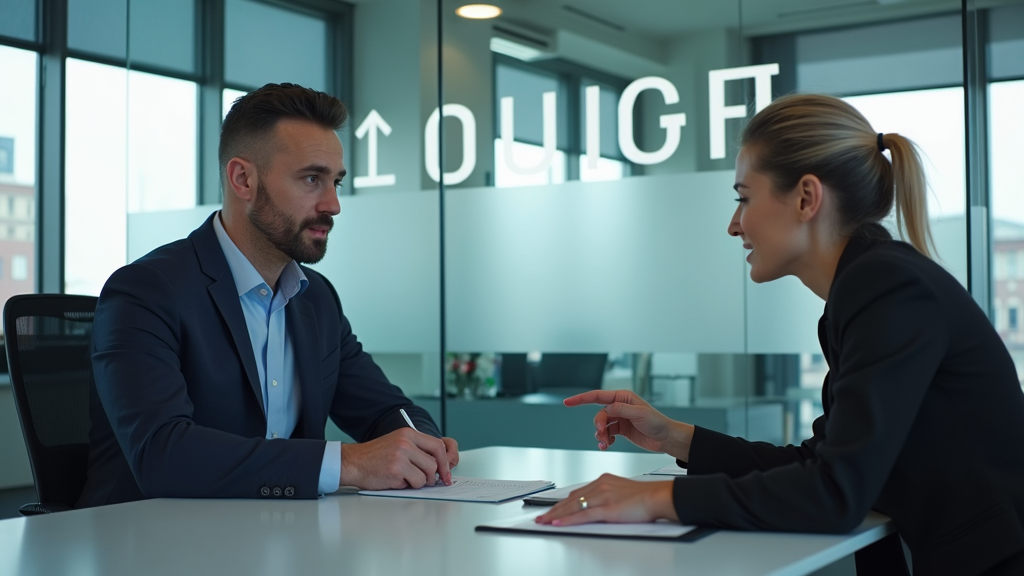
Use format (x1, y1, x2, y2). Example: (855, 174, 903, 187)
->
(78, 83, 458, 507)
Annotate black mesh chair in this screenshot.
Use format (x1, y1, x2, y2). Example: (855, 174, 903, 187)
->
(3, 294, 97, 515)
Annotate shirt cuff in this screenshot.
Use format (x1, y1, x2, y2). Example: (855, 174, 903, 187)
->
(318, 441, 342, 494)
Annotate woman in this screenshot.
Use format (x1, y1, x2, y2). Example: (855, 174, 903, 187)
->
(536, 94, 1024, 575)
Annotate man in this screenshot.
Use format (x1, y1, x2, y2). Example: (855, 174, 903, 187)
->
(77, 83, 458, 507)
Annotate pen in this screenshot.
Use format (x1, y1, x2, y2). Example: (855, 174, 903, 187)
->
(399, 408, 418, 431)
(401, 408, 452, 485)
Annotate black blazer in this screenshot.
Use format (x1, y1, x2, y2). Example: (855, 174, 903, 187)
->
(672, 227, 1024, 575)
(77, 213, 439, 507)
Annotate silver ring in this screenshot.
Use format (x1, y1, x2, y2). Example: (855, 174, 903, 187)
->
(579, 496, 588, 511)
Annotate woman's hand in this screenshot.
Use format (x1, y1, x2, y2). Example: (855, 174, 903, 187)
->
(563, 389, 695, 461)
(534, 475, 678, 526)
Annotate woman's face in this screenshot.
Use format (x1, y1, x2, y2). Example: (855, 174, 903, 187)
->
(728, 146, 806, 283)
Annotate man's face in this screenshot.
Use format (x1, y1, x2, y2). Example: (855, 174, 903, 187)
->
(248, 118, 345, 264)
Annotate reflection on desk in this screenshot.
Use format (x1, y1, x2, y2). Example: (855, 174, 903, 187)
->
(0, 447, 891, 576)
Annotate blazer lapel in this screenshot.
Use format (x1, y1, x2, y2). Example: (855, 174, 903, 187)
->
(287, 293, 323, 439)
(190, 213, 266, 415)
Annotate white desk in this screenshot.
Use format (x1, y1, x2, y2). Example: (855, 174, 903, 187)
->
(0, 447, 891, 576)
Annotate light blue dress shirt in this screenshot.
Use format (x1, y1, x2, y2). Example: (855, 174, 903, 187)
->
(213, 214, 342, 494)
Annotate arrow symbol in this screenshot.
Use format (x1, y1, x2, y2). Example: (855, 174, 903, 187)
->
(354, 109, 396, 188)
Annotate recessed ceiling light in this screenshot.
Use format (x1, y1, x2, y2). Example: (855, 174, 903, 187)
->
(456, 4, 502, 19)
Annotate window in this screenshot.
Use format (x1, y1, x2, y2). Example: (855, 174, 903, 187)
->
(0, 44, 38, 333)
(1011, 308, 1019, 331)
(11, 255, 28, 281)
(493, 57, 631, 188)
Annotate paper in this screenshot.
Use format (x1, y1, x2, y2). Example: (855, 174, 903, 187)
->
(477, 511, 697, 539)
(645, 464, 687, 476)
(358, 477, 554, 503)
(522, 482, 587, 505)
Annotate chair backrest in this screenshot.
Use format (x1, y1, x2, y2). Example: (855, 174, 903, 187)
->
(537, 353, 608, 392)
(3, 294, 98, 510)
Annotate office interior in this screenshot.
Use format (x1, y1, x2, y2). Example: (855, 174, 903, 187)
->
(0, 0, 1022, 521)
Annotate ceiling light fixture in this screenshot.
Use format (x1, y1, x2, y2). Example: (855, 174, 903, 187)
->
(456, 4, 502, 19)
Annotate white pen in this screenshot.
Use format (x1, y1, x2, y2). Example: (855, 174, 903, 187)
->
(401, 408, 453, 485)
(399, 408, 418, 431)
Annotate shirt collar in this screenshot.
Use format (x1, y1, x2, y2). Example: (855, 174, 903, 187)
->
(212, 211, 308, 299)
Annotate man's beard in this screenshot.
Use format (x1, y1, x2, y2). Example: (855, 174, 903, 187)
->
(248, 180, 333, 264)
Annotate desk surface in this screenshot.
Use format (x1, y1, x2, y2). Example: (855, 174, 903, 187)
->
(0, 447, 891, 576)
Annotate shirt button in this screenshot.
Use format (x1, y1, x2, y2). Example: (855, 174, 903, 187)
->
(260, 289, 268, 296)
(272, 379, 278, 387)
(272, 432, 278, 439)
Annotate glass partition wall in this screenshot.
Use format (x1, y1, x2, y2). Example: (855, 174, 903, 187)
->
(6, 0, 1016, 457)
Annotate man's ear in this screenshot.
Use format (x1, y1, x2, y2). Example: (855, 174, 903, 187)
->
(225, 157, 257, 202)
(796, 174, 824, 223)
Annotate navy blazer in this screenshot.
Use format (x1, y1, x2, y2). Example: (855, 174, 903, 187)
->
(77, 213, 439, 507)
(672, 226, 1024, 575)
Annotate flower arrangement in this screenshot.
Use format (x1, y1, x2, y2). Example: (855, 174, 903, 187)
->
(446, 352, 498, 399)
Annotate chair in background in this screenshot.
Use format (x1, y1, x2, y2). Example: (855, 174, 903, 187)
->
(3, 294, 98, 515)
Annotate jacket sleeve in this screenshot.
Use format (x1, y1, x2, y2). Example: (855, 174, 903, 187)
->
(680, 419, 821, 477)
(672, 255, 948, 533)
(320, 279, 442, 441)
(92, 263, 326, 499)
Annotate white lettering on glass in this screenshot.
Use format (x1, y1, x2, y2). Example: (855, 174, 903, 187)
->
(708, 63, 779, 160)
(500, 91, 558, 175)
(353, 109, 396, 188)
(617, 76, 687, 165)
(425, 104, 477, 185)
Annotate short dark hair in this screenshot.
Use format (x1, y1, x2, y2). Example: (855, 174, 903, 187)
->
(219, 83, 348, 176)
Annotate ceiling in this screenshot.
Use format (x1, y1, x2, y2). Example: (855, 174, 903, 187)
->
(344, 0, 1022, 38)
(496, 0, 966, 39)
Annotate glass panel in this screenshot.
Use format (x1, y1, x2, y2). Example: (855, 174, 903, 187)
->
(128, 0, 196, 74)
(0, 0, 37, 42)
(68, 0, 127, 60)
(224, 0, 328, 91)
(0, 45, 38, 335)
(65, 59, 127, 296)
(125, 71, 197, 214)
(66, 60, 197, 296)
(990, 78, 1024, 387)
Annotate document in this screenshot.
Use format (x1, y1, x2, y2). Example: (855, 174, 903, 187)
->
(358, 477, 555, 503)
(645, 463, 688, 476)
(522, 482, 587, 505)
(477, 511, 708, 541)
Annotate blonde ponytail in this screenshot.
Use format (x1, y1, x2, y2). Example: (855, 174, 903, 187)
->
(883, 133, 935, 258)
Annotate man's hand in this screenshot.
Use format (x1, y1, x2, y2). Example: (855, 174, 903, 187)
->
(442, 437, 460, 469)
(340, 428, 453, 490)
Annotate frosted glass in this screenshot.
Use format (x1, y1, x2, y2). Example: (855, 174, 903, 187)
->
(445, 171, 745, 353)
(745, 276, 822, 354)
(311, 192, 440, 353)
(127, 192, 440, 354)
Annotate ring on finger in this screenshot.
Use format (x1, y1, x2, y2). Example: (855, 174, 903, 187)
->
(579, 496, 588, 511)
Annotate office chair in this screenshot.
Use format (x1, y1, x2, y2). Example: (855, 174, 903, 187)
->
(535, 353, 608, 395)
(3, 294, 98, 515)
